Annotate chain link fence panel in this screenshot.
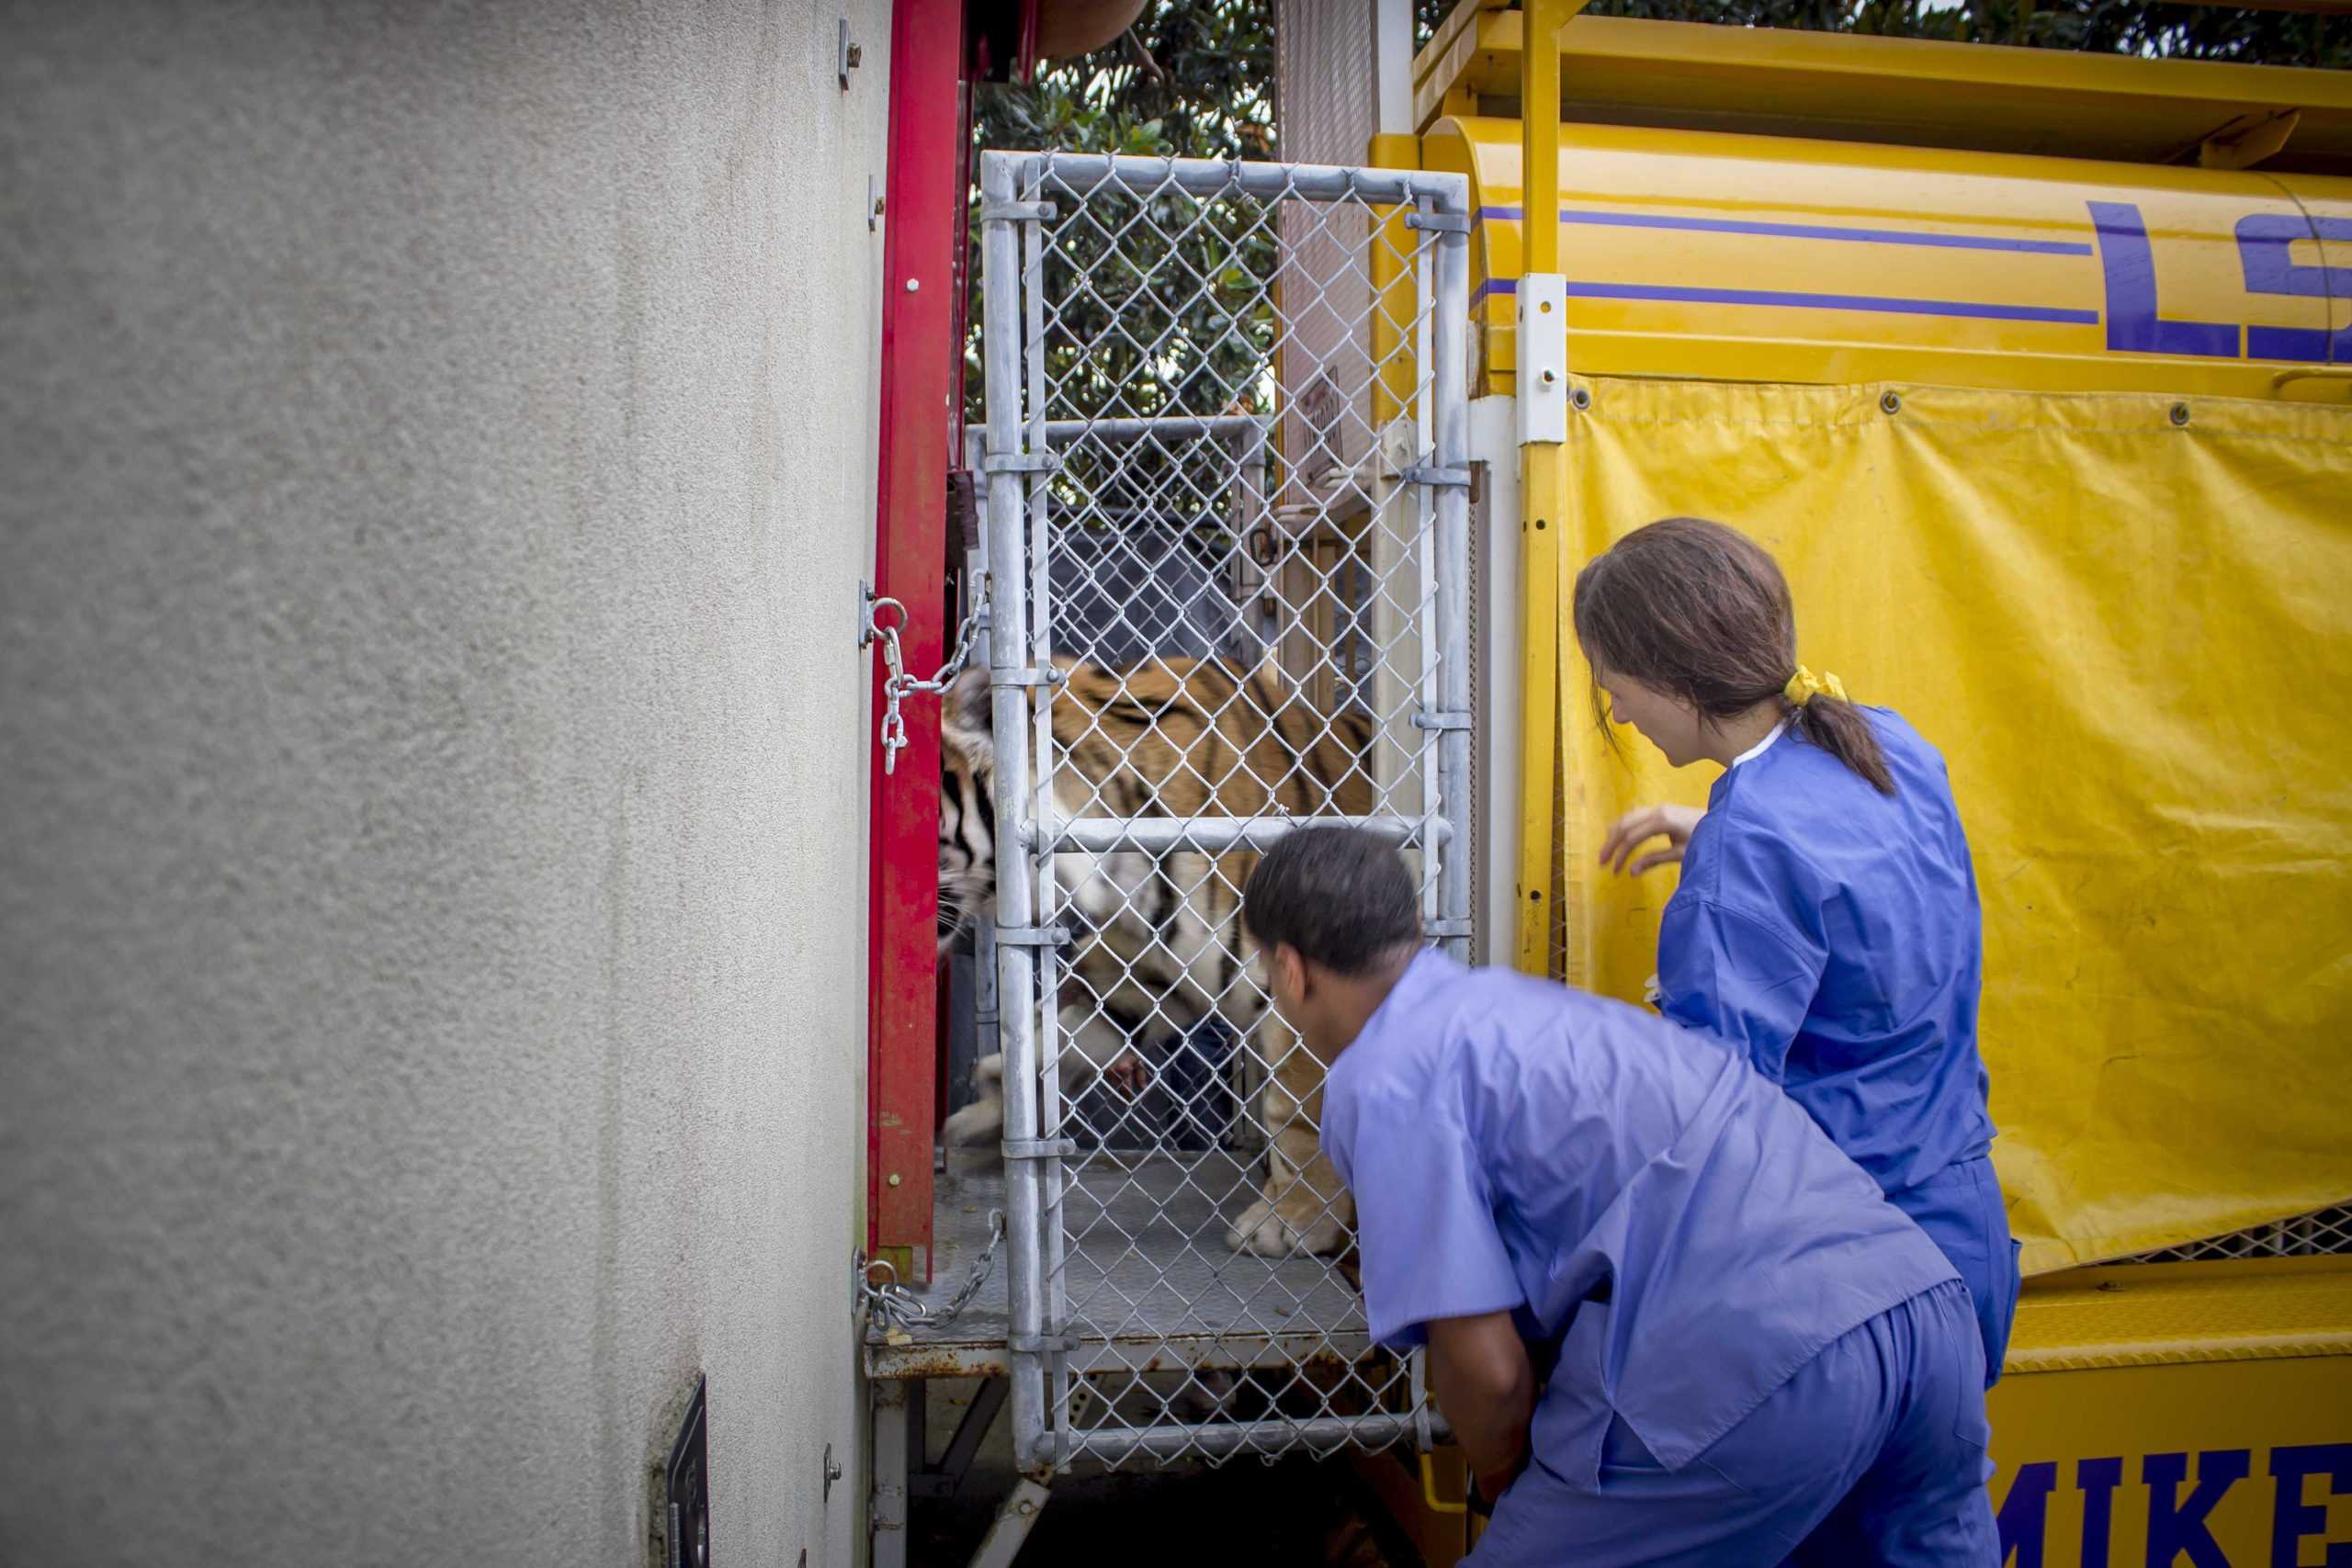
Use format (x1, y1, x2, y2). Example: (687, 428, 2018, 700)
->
(973, 150, 1473, 1472)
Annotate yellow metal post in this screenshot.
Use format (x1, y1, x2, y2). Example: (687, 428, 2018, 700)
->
(1512, 0, 1583, 974)
(1366, 132, 1421, 428)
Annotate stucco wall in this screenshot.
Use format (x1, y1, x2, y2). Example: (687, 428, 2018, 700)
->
(0, 3, 885, 1562)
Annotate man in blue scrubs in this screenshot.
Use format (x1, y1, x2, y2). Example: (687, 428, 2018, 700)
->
(1243, 827, 1998, 1566)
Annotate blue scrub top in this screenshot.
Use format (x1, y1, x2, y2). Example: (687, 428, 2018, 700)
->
(1322, 950, 1956, 1477)
(1657, 709, 1996, 1199)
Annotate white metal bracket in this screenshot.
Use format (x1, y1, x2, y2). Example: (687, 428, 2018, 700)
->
(1517, 273, 1569, 446)
(837, 18, 861, 89)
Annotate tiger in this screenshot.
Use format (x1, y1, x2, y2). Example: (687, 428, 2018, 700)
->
(936, 653, 1374, 1258)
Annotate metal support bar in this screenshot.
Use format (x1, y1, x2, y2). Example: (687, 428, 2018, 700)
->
(1035, 814, 1453, 856)
(961, 415, 1271, 447)
(1002, 151, 1470, 210)
(871, 1381, 910, 1568)
(1410, 1348, 1436, 1453)
(1074, 1413, 1427, 1463)
(911, 1378, 1011, 1501)
(1513, 0, 1583, 976)
(906, 1377, 929, 1500)
(967, 1476, 1053, 1568)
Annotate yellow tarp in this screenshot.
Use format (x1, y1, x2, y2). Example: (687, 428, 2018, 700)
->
(1547, 378, 2352, 1274)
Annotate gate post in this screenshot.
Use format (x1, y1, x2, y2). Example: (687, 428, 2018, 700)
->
(977, 149, 1054, 1475)
(1430, 181, 1476, 966)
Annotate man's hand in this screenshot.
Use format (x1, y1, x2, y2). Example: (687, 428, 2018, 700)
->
(1598, 804, 1703, 876)
(1428, 1311, 1534, 1506)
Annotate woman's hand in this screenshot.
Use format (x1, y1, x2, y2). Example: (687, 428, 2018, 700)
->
(1599, 804, 1704, 876)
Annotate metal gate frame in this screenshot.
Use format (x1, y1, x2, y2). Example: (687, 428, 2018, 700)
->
(976, 149, 1475, 1473)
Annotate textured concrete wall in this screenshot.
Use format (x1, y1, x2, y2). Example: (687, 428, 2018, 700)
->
(0, 3, 886, 1562)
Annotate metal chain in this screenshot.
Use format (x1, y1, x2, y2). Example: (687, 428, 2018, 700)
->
(861, 1209, 1005, 1334)
(862, 588, 987, 774)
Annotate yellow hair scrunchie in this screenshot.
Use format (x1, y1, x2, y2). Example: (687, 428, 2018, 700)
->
(1783, 665, 1849, 706)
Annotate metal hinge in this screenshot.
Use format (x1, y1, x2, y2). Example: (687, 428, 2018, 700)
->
(1424, 918, 1475, 940)
(989, 666, 1065, 690)
(1001, 1137, 1079, 1161)
(982, 450, 1060, 475)
(1403, 464, 1473, 489)
(1406, 209, 1470, 234)
(1008, 1333, 1082, 1355)
(993, 925, 1072, 949)
(1411, 710, 1473, 732)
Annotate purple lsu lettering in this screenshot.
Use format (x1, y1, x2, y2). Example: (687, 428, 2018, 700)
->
(2089, 200, 2352, 364)
(1994, 1443, 2352, 1567)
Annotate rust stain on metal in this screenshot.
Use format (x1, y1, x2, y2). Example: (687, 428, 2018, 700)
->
(870, 1349, 1011, 1380)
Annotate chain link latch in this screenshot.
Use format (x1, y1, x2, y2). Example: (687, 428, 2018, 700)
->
(859, 1210, 1006, 1336)
(861, 581, 986, 775)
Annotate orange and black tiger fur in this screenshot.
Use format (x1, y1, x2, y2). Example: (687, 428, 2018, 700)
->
(938, 654, 1373, 1257)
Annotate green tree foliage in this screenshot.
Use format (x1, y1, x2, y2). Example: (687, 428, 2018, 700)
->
(966, 0, 1280, 430)
(967, 0, 2341, 429)
(1568, 0, 2344, 64)
(978, 0, 1275, 160)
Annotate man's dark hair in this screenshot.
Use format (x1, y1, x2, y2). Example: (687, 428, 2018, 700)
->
(1241, 826, 1421, 976)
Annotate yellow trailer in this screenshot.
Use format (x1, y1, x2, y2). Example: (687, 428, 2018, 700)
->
(1323, 12, 2352, 1561)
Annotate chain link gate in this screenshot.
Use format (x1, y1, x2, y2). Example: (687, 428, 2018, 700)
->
(974, 150, 1475, 1474)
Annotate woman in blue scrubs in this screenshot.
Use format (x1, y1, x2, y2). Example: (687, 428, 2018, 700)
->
(1571, 516, 2019, 1385)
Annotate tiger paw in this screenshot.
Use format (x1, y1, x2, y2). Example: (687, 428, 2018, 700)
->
(939, 1095, 1004, 1148)
(1225, 1197, 1344, 1258)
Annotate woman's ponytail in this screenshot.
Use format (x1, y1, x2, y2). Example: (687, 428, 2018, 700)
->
(1792, 694, 1894, 795)
(1782, 664, 1894, 795)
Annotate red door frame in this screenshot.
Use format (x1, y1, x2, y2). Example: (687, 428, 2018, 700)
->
(867, 0, 972, 1281)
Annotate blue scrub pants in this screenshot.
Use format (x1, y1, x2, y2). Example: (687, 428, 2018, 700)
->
(1467, 1280, 1997, 1568)
(1894, 1156, 2021, 1387)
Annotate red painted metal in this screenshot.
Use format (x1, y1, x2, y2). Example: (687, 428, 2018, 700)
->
(868, 0, 970, 1280)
